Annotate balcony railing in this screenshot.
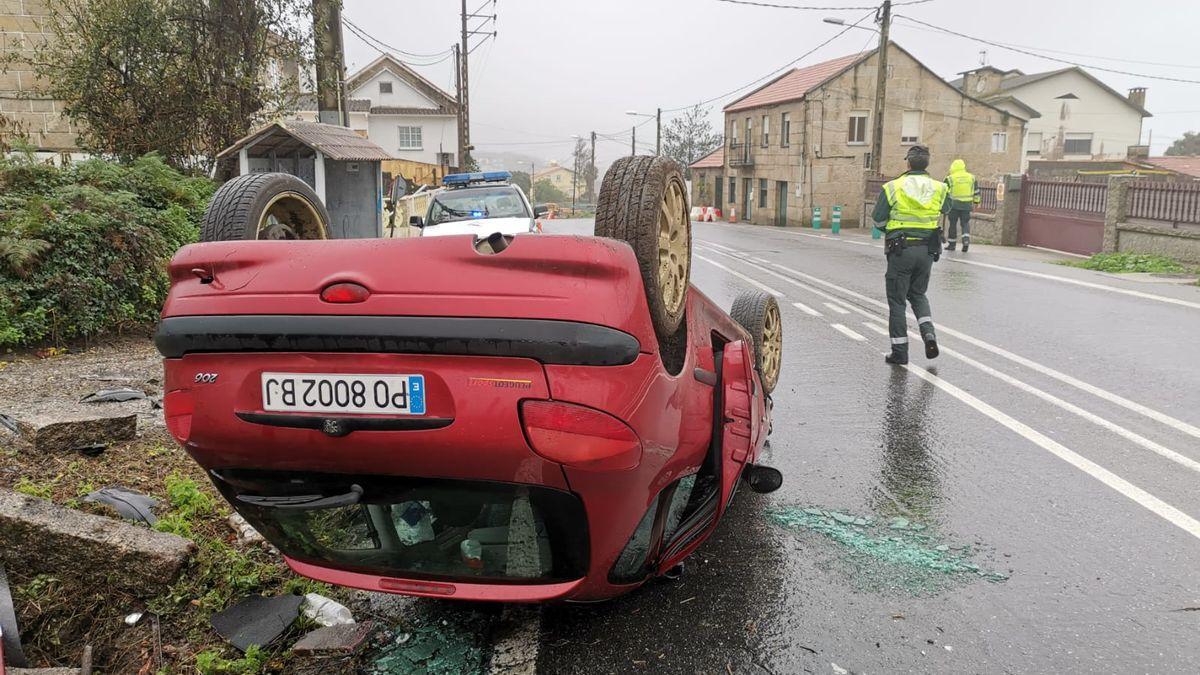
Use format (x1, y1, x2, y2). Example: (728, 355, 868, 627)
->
(728, 143, 754, 167)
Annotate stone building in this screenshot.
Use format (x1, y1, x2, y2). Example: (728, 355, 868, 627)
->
(0, 0, 79, 154)
(693, 43, 1028, 228)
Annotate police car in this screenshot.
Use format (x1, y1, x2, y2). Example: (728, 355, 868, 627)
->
(410, 171, 545, 238)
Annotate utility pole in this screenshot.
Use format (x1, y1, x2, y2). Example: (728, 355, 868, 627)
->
(870, 0, 891, 175)
(589, 131, 597, 200)
(631, 126, 636, 156)
(656, 108, 662, 156)
(312, 0, 349, 126)
(460, 0, 497, 171)
(454, 43, 463, 167)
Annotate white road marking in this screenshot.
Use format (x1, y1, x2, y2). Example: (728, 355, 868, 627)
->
(792, 301, 823, 316)
(697, 244, 1200, 461)
(948, 258, 1200, 311)
(902, 361, 1200, 542)
(858, 322, 1200, 475)
(694, 254, 785, 297)
(823, 302, 851, 315)
(702, 240, 738, 252)
(758, 259, 1200, 441)
(830, 324, 867, 341)
(751, 256, 772, 264)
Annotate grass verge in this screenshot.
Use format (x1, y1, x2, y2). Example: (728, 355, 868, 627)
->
(1057, 252, 1195, 274)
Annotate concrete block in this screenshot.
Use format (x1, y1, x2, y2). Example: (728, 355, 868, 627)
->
(293, 621, 378, 655)
(0, 488, 195, 597)
(14, 409, 136, 452)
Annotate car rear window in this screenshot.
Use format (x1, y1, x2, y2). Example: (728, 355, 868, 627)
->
(429, 187, 529, 224)
(211, 469, 589, 584)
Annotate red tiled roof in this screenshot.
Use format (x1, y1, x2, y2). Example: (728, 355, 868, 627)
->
(690, 147, 723, 169)
(1144, 156, 1200, 179)
(724, 51, 869, 112)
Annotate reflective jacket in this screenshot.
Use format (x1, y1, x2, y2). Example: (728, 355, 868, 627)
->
(882, 172, 949, 234)
(944, 159, 980, 211)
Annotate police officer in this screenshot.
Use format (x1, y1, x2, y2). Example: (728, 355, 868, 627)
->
(871, 145, 950, 365)
(943, 158, 980, 252)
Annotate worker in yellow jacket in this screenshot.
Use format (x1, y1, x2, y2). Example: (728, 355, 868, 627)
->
(943, 159, 980, 252)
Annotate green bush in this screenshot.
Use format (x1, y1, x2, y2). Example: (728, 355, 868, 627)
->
(0, 151, 213, 347)
(1059, 252, 1189, 274)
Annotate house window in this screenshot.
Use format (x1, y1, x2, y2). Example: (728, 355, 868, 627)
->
(848, 111, 868, 145)
(1064, 132, 1093, 155)
(379, 81, 393, 94)
(745, 117, 752, 147)
(728, 177, 736, 202)
(758, 178, 767, 208)
(991, 132, 1008, 153)
(1025, 132, 1043, 156)
(397, 126, 423, 150)
(730, 120, 738, 147)
(900, 111, 921, 144)
(781, 112, 791, 147)
(761, 115, 769, 147)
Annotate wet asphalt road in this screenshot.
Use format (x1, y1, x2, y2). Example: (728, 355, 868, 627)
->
(530, 220, 1200, 675)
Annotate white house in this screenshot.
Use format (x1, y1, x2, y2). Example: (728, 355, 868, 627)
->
(951, 66, 1151, 170)
(295, 54, 459, 166)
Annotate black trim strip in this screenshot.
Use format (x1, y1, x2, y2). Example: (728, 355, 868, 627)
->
(156, 315, 640, 366)
(236, 411, 454, 436)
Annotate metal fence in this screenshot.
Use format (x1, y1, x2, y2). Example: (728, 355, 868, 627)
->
(863, 174, 996, 214)
(1024, 179, 1108, 214)
(1128, 180, 1200, 225)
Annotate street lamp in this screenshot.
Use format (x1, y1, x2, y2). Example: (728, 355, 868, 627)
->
(822, 17, 878, 32)
(625, 109, 661, 156)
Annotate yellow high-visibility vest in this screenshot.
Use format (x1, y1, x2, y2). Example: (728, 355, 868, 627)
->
(883, 174, 948, 232)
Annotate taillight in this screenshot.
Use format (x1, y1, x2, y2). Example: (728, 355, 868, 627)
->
(163, 389, 194, 444)
(520, 400, 642, 471)
(320, 282, 370, 303)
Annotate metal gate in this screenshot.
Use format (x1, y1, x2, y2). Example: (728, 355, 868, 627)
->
(1017, 179, 1106, 255)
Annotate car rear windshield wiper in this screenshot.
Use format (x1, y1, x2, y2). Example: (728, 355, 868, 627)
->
(236, 484, 364, 511)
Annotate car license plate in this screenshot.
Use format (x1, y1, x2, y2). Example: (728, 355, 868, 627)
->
(261, 373, 426, 415)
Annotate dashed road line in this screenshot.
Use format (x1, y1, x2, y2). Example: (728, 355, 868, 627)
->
(830, 323, 866, 342)
(694, 254, 785, 297)
(947, 258, 1200, 311)
(792, 301, 823, 316)
(823, 302, 851, 315)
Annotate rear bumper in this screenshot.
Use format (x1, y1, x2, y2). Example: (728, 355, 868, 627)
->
(285, 557, 585, 603)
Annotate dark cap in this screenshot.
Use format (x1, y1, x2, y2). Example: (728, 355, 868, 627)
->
(905, 144, 930, 160)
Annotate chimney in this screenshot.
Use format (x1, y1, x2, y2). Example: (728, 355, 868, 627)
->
(962, 68, 1002, 98)
(1128, 87, 1147, 110)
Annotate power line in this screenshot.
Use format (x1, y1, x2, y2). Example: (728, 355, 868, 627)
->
(894, 15, 1200, 85)
(713, 0, 932, 9)
(342, 17, 453, 60)
(344, 21, 454, 67)
(661, 6, 877, 113)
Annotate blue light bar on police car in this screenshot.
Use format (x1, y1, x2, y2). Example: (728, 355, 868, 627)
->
(443, 171, 512, 187)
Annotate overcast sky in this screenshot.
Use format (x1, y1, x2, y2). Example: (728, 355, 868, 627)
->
(343, 0, 1198, 168)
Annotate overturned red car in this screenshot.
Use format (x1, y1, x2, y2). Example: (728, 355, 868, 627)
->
(157, 156, 784, 602)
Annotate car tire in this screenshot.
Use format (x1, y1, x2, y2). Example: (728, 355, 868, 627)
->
(730, 290, 782, 394)
(200, 172, 330, 241)
(595, 155, 692, 341)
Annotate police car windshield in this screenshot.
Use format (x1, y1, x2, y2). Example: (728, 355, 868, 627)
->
(429, 186, 528, 224)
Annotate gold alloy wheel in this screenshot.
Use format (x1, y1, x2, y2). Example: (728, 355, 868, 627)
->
(256, 191, 327, 240)
(657, 178, 690, 316)
(761, 300, 782, 390)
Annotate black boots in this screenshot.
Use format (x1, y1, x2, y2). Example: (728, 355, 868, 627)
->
(885, 352, 909, 365)
(925, 337, 939, 359)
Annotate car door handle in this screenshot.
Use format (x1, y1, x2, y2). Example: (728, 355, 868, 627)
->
(236, 484, 364, 511)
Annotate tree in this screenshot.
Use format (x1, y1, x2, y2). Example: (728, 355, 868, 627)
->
(571, 137, 597, 201)
(509, 170, 531, 195)
(1165, 131, 1200, 156)
(532, 178, 567, 204)
(27, 0, 308, 172)
(661, 105, 723, 179)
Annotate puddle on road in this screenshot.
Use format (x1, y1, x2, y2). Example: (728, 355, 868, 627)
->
(768, 506, 1008, 595)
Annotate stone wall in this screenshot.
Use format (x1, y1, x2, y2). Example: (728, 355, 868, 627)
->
(1, 0, 78, 151)
(721, 44, 1026, 230)
(1115, 223, 1200, 264)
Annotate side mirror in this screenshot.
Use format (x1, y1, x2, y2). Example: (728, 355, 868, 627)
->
(533, 205, 549, 218)
(409, 216, 424, 228)
(742, 464, 783, 494)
